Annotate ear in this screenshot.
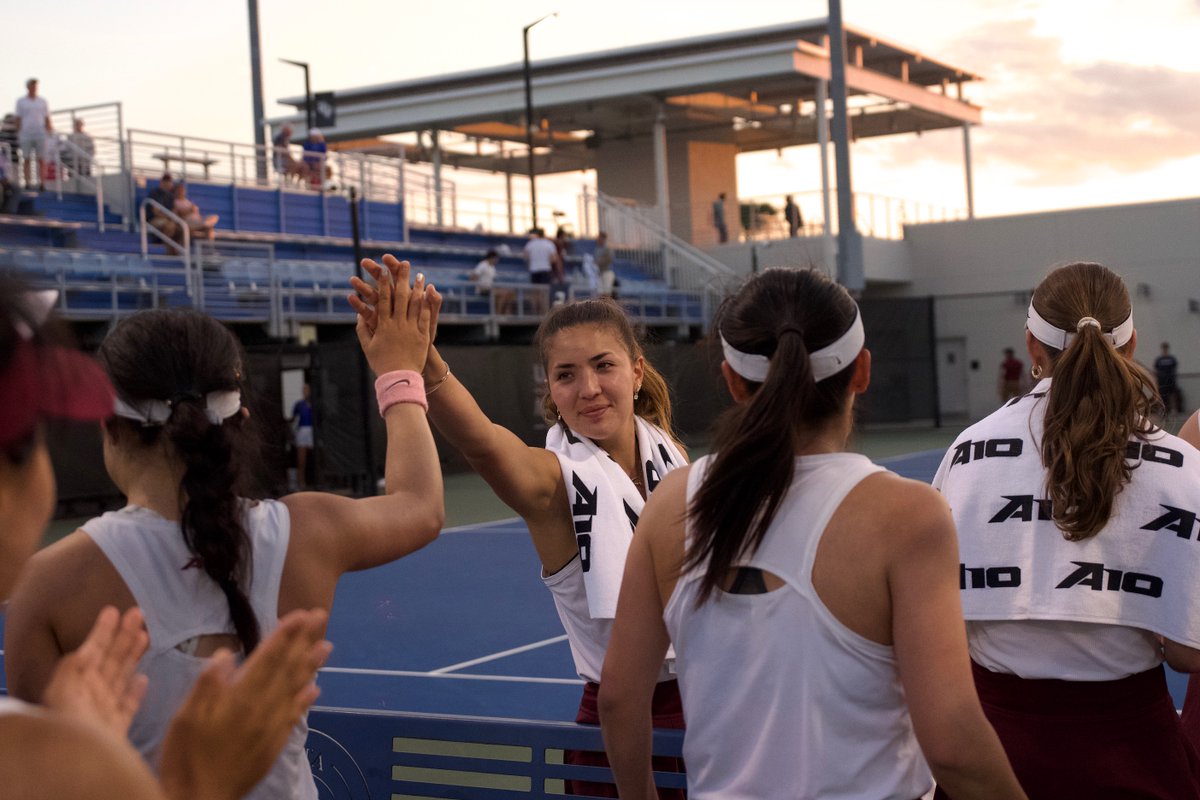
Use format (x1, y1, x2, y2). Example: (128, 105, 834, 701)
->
(1025, 329, 1050, 370)
(1121, 328, 1138, 360)
(849, 349, 871, 395)
(631, 354, 645, 387)
(720, 361, 753, 404)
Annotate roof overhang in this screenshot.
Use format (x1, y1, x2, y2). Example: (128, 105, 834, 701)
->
(275, 19, 982, 175)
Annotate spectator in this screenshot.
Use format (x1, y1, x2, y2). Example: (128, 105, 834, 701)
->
(1155, 341, 1183, 415)
(147, 173, 181, 246)
(523, 227, 557, 314)
(171, 182, 218, 242)
(997, 347, 1023, 403)
(301, 129, 326, 190)
(272, 124, 304, 184)
(712, 192, 728, 244)
(15, 78, 51, 191)
(785, 194, 803, 237)
(470, 249, 515, 314)
(290, 382, 315, 490)
(66, 118, 94, 178)
(595, 231, 616, 297)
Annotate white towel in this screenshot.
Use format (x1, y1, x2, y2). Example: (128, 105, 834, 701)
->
(934, 378, 1200, 648)
(546, 416, 685, 619)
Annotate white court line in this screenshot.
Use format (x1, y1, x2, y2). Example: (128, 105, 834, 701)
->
(319, 666, 583, 685)
(430, 634, 570, 674)
(439, 517, 523, 534)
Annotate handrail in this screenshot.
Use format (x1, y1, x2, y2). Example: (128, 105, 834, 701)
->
(592, 189, 737, 292)
(139, 197, 192, 295)
(53, 138, 107, 232)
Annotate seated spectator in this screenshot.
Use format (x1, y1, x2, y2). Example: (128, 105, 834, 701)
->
(172, 182, 218, 242)
(272, 124, 305, 184)
(147, 173, 181, 245)
(302, 129, 326, 189)
(470, 249, 515, 314)
(66, 118, 94, 178)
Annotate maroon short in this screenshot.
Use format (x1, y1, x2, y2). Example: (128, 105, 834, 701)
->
(1180, 674, 1200, 755)
(935, 661, 1200, 799)
(564, 679, 686, 798)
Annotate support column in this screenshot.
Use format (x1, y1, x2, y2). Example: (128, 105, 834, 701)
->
(962, 122, 976, 220)
(827, 0, 865, 294)
(505, 167, 515, 234)
(431, 129, 444, 227)
(816, 78, 835, 275)
(652, 107, 670, 231)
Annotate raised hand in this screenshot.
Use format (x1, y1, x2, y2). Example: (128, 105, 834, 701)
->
(349, 255, 443, 375)
(42, 606, 149, 739)
(157, 608, 332, 800)
(347, 255, 434, 377)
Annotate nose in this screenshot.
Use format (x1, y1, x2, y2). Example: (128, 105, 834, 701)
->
(579, 368, 601, 398)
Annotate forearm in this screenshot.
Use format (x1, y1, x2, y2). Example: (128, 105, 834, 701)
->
(599, 699, 657, 800)
(381, 403, 442, 521)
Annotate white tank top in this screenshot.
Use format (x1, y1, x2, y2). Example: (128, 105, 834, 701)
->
(665, 453, 933, 800)
(542, 555, 672, 684)
(85, 500, 316, 800)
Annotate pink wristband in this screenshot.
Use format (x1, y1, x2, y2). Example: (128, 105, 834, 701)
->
(375, 370, 427, 416)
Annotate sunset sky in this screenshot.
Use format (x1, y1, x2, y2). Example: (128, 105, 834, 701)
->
(6, 0, 1198, 223)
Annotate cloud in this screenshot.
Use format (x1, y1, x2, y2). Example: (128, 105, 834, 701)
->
(873, 18, 1200, 185)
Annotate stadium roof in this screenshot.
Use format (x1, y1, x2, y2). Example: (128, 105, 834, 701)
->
(276, 18, 983, 175)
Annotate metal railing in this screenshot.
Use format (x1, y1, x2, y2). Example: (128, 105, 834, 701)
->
(734, 190, 968, 241)
(49, 101, 125, 178)
(50, 137, 107, 231)
(590, 189, 738, 293)
(139, 197, 191, 294)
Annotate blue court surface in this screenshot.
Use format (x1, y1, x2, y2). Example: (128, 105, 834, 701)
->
(0, 447, 1190, 718)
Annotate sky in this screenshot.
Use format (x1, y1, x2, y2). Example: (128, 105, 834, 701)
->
(5, 0, 1199, 224)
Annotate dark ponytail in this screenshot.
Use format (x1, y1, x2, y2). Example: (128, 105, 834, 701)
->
(99, 310, 260, 654)
(685, 268, 859, 604)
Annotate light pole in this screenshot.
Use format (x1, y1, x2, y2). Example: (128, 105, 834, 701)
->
(279, 58, 313, 132)
(523, 12, 556, 230)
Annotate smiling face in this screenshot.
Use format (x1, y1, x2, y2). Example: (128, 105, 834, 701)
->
(546, 323, 644, 448)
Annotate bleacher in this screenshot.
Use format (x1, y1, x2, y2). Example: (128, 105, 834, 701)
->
(0, 119, 710, 341)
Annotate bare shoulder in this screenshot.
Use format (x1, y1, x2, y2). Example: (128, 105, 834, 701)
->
(849, 471, 955, 547)
(0, 712, 162, 800)
(1179, 410, 1200, 451)
(15, 528, 110, 603)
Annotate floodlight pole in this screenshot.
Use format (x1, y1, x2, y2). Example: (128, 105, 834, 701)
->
(827, 0, 865, 294)
(247, 0, 268, 181)
(280, 58, 314, 132)
(523, 13, 556, 231)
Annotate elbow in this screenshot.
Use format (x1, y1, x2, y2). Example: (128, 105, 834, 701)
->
(418, 505, 445, 547)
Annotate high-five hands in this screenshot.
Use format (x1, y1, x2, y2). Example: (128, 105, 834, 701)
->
(349, 255, 442, 375)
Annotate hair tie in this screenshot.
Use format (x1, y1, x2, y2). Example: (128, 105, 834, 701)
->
(169, 391, 202, 407)
(777, 325, 804, 340)
(1076, 317, 1101, 331)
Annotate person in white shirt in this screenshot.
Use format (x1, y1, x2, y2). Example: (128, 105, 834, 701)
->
(15, 78, 51, 190)
(469, 249, 515, 314)
(599, 267, 1025, 800)
(523, 228, 558, 314)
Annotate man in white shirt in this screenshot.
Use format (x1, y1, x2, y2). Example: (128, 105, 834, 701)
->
(470, 249, 515, 315)
(523, 228, 558, 314)
(15, 78, 51, 190)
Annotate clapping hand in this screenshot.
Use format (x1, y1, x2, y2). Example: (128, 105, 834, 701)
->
(42, 606, 149, 739)
(157, 608, 331, 800)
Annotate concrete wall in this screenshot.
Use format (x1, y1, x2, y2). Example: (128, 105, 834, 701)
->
(706, 235, 910, 284)
(886, 198, 1200, 420)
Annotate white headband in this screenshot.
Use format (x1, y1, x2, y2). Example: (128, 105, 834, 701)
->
(1026, 302, 1133, 351)
(721, 309, 864, 383)
(114, 390, 242, 427)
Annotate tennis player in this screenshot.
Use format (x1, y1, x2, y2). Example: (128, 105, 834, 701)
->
(5, 261, 442, 799)
(350, 254, 686, 797)
(599, 267, 1025, 800)
(933, 262, 1200, 797)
